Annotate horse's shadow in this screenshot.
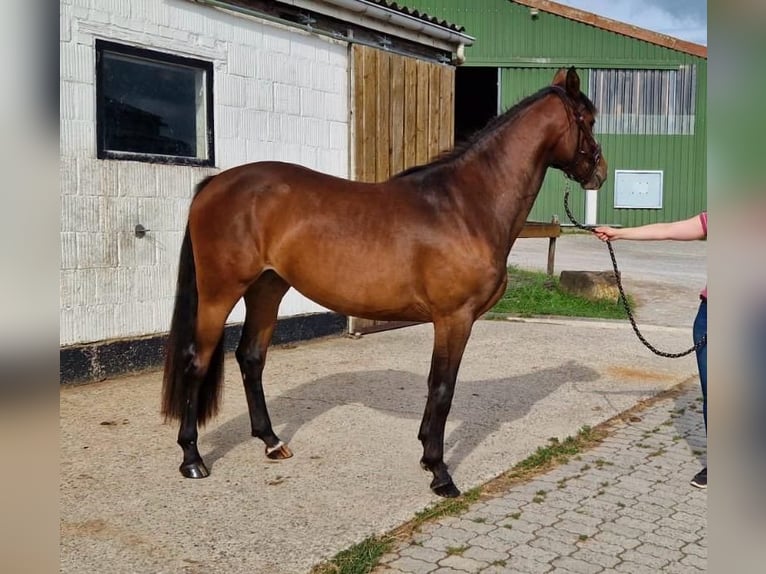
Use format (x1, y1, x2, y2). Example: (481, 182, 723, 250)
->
(202, 360, 601, 473)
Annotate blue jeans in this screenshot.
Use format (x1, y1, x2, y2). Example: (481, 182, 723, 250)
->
(693, 298, 707, 430)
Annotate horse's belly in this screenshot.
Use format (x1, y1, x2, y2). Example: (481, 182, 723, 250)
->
(285, 272, 431, 322)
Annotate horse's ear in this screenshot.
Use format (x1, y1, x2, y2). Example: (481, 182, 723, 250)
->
(551, 68, 567, 87)
(565, 67, 581, 97)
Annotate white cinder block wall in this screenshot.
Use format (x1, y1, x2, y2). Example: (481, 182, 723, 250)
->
(60, 0, 349, 346)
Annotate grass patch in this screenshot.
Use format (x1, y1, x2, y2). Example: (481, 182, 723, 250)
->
(488, 266, 631, 320)
(311, 535, 394, 574)
(488, 426, 606, 493)
(412, 487, 482, 524)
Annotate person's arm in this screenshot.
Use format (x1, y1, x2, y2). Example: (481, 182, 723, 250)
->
(594, 214, 706, 242)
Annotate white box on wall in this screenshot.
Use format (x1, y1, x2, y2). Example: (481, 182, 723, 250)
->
(614, 170, 663, 209)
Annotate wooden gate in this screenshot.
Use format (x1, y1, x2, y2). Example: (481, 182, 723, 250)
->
(349, 44, 455, 334)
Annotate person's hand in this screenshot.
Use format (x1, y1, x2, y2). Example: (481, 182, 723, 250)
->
(593, 226, 620, 242)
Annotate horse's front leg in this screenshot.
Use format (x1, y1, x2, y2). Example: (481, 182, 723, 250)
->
(419, 314, 474, 497)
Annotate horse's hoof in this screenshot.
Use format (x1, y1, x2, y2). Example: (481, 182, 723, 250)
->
(431, 479, 461, 498)
(265, 443, 293, 460)
(179, 461, 210, 479)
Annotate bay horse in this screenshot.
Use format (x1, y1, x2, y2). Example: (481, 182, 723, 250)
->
(162, 67, 607, 497)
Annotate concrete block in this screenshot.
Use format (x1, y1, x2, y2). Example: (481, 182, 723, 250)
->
(274, 82, 300, 115)
(156, 166, 193, 198)
(217, 105, 241, 139)
(246, 79, 274, 111)
(60, 120, 95, 156)
(61, 195, 100, 232)
(77, 232, 119, 268)
(60, 4, 72, 42)
(61, 157, 78, 196)
(559, 270, 620, 301)
(216, 75, 246, 108)
(228, 44, 258, 77)
(118, 161, 156, 197)
(60, 42, 94, 83)
(117, 230, 155, 267)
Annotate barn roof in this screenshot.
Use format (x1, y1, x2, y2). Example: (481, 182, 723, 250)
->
(511, 0, 707, 59)
(363, 1, 466, 33)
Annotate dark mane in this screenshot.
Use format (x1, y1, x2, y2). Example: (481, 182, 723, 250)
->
(394, 86, 596, 182)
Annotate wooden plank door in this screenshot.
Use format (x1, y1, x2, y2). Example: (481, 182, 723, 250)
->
(349, 44, 455, 334)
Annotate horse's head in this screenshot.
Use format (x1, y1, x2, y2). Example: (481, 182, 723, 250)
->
(548, 67, 607, 190)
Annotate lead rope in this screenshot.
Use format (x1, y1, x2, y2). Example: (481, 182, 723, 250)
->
(563, 184, 705, 358)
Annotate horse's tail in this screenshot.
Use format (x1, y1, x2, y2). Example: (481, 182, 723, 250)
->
(161, 176, 224, 425)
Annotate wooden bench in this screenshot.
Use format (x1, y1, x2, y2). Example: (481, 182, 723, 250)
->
(517, 216, 561, 276)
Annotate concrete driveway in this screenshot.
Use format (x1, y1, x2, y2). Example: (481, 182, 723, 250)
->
(60, 234, 705, 574)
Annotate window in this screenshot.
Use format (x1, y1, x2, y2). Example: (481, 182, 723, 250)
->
(96, 41, 214, 165)
(588, 66, 697, 135)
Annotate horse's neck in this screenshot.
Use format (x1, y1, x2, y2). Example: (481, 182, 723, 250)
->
(455, 104, 558, 249)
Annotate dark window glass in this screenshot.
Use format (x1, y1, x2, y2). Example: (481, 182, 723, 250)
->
(96, 41, 214, 165)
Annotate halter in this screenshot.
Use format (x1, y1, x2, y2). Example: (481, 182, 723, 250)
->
(549, 85, 602, 185)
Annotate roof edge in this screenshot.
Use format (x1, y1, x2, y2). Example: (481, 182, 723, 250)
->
(291, 0, 475, 46)
(512, 0, 707, 59)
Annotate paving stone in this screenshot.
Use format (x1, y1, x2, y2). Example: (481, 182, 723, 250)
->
(420, 535, 452, 552)
(662, 561, 706, 573)
(574, 538, 622, 557)
(503, 509, 559, 527)
(619, 548, 670, 570)
(656, 516, 702, 535)
(550, 556, 604, 574)
(638, 531, 688, 551)
(532, 526, 580, 546)
(652, 525, 699, 544)
(462, 544, 508, 564)
(570, 547, 620, 569)
(680, 552, 707, 570)
(614, 515, 659, 534)
(555, 519, 600, 537)
(613, 560, 663, 574)
(438, 554, 487, 573)
(504, 555, 554, 574)
(501, 519, 541, 534)
(486, 524, 535, 545)
(400, 545, 447, 564)
(590, 530, 641, 550)
(635, 541, 683, 562)
(453, 519, 496, 535)
(387, 556, 437, 574)
(681, 542, 707, 559)
(600, 520, 644, 539)
(529, 535, 578, 557)
(428, 525, 476, 545)
(512, 542, 558, 564)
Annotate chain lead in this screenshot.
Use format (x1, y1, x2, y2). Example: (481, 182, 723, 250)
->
(562, 185, 705, 358)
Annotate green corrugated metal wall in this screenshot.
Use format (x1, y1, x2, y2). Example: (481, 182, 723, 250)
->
(407, 0, 707, 226)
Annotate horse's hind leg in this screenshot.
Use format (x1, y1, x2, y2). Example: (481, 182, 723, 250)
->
(178, 297, 238, 478)
(419, 314, 474, 497)
(236, 270, 293, 460)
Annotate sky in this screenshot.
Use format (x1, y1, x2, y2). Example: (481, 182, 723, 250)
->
(553, 0, 707, 45)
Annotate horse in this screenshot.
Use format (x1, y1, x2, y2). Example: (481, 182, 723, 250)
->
(162, 67, 607, 498)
